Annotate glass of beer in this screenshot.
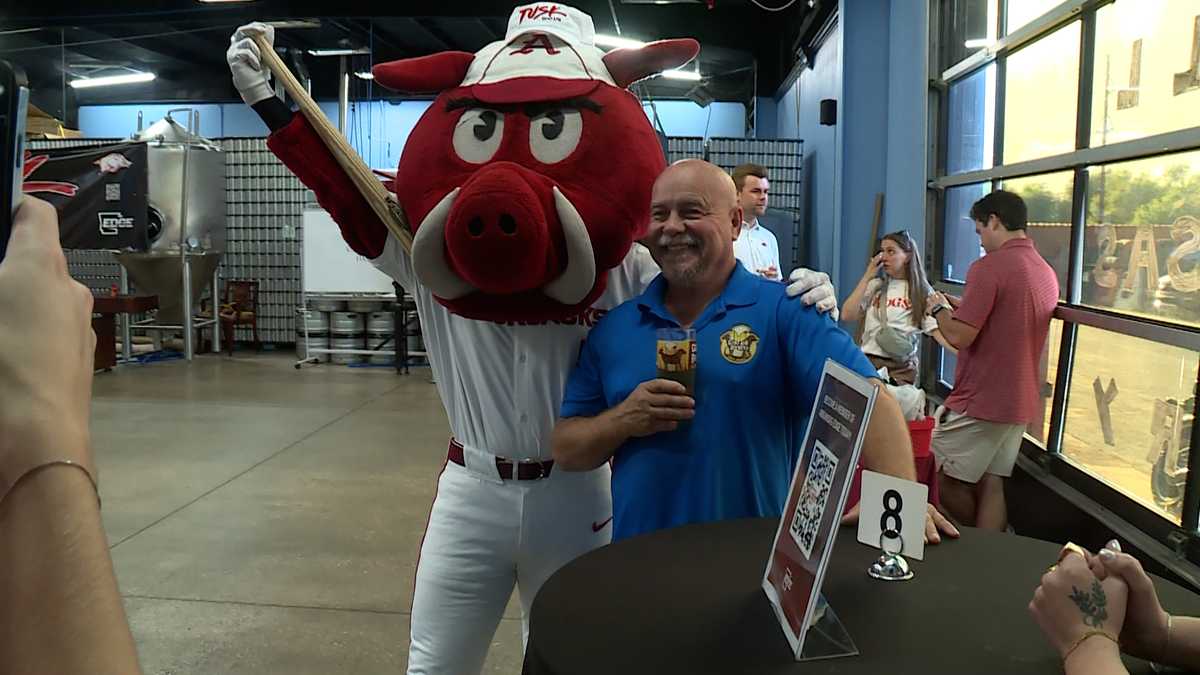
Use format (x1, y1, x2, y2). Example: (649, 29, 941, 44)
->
(656, 327, 697, 397)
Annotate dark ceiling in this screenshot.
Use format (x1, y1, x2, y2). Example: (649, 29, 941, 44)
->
(0, 0, 833, 126)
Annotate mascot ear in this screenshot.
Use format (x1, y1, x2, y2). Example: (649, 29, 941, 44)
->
(602, 39, 701, 89)
(373, 52, 475, 93)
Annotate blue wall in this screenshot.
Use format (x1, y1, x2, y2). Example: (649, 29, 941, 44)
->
(885, 2, 929, 242)
(838, 0, 892, 295)
(640, 100, 746, 138)
(776, 19, 842, 278)
(755, 96, 778, 139)
(78, 98, 745, 165)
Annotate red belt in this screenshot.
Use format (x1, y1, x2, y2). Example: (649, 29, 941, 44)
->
(447, 439, 554, 481)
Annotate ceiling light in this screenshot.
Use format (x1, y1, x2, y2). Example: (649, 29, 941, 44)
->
(594, 34, 646, 49)
(964, 38, 993, 49)
(265, 19, 321, 29)
(661, 69, 702, 81)
(69, 71, 156, 89)
(307, 47, 370, 57)
(355, 71, 374, 80)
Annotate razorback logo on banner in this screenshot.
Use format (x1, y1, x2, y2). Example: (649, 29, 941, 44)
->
(22, 141, 150, 251)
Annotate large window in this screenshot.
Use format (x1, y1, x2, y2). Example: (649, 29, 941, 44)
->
(1002, 22, 1081, 164)
(946, 65, 996, 174)
(1083, 151, 1200, 326)
(932, 0, 1200, 545)
(1062, 326, 1197, 525)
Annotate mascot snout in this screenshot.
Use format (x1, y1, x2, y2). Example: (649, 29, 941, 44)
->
(445, 163, 555, 295)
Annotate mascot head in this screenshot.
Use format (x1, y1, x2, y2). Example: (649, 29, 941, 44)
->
(372, 3, 698, 322)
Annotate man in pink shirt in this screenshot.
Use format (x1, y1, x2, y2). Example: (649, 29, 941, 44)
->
(925, 190, 1058, 531)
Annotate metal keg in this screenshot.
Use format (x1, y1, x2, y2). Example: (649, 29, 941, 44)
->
(312, 297, 345, 312)
(296, 334, 330, 362)
(330, 335, 365, 364)
(406, 333, 425, 354)
(298, 310, 329, 334)
(367, 352, 394, 365)
(347, 298, 384, 313)
(330, 311, 366, 335)
(366, 311, 394, 335)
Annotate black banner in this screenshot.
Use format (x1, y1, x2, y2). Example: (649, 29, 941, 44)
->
(23, 141, 149, 251)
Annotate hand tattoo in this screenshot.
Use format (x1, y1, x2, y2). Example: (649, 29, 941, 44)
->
(1069, 580, 1109, 629)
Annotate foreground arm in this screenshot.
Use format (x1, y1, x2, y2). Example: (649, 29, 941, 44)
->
(0, 198, 141, 674)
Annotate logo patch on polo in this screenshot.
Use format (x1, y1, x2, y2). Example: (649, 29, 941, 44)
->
(720, 324, 759, 364)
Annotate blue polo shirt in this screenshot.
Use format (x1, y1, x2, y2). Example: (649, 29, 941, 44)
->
(560, 262, 878, 541)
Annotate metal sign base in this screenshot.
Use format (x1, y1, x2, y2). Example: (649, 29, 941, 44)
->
(867, 531, 915, 582)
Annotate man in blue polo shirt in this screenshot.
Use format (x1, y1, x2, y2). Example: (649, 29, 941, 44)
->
(551, 160, 958, 543)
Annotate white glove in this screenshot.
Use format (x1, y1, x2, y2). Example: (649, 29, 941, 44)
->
(227, 23, 276, 106)
(785, 267, 840, 321)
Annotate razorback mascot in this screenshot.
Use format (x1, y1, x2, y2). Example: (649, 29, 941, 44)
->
(228, 5, 836, 672)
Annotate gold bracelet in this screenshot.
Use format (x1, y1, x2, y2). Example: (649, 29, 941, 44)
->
(0, 460, 100, 512)
(1063, 630, 1118, 665)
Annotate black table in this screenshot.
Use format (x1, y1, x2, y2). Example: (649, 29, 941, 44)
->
(524, 518, 1200, 674)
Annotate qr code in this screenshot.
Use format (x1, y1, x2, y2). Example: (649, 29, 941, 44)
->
(789, 441, 839, 558)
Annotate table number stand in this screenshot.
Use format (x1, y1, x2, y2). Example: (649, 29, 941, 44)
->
(868, 530, 915, 582)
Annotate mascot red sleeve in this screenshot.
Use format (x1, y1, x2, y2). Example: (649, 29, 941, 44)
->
(236, 5, 699, 673)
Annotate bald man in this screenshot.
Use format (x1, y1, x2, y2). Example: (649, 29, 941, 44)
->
(551, 160, 956, 541)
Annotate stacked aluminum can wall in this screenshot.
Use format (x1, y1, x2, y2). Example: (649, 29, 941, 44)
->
(707, 137, 806, 273)
(221, 138, 304, 343)
(663, 136, 806, 271)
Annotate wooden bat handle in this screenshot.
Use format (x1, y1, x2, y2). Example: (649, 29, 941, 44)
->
(249, 32, 412, 253)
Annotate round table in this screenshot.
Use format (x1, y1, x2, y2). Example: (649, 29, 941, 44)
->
(523, 518, 1200, 674)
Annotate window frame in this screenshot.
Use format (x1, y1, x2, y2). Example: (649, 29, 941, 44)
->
(929, 0, 1200, 545)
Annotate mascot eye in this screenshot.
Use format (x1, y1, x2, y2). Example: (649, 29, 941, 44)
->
(529, 109, 582, 164)
(453, 108, 505, 164)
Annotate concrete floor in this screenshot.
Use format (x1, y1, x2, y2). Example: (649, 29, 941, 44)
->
(93, 352, 524, 674)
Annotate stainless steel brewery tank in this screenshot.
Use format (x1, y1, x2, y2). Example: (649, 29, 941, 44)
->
(116, 111, 226, 357)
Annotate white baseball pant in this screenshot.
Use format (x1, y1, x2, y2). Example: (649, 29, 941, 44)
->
(406, 453, 612, 674)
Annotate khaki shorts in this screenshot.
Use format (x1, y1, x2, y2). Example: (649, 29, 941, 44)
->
(931, 406, 1025, 483)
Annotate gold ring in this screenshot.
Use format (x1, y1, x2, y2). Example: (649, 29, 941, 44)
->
(1058, 542, 1088, 563)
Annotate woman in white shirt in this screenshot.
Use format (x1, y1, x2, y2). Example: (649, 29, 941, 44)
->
(841, 230, 956, 384)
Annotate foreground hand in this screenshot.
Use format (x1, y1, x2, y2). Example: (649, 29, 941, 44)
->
(227, 22, 276, 106)
(925, 503, 960, 544)
(0, 198, 96, 471)
(615, 379, 694, 437)
(785, 268, 838, 320)
(1030, 551, 1128, 659)
(1093, 540, 1171, 662)
(863, 253, 883, 280)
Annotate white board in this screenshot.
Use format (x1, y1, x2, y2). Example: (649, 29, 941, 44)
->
(302, 208, 395, 294)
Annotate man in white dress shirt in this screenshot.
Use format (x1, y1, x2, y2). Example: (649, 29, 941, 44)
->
(731, 163, 782, 280)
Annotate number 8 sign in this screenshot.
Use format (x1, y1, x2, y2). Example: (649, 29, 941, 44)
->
(858, 471, 929, 561)
(880, 489, 903, 539)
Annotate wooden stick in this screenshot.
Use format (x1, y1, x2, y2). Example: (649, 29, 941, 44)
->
(250, 34, 412, 253)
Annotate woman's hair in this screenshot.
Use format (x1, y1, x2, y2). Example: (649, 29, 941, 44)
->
(880, 230, 931, 327)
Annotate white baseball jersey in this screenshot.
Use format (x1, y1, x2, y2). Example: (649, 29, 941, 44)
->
(733, 219, 781, 280)
(372, 234, 660, 462)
